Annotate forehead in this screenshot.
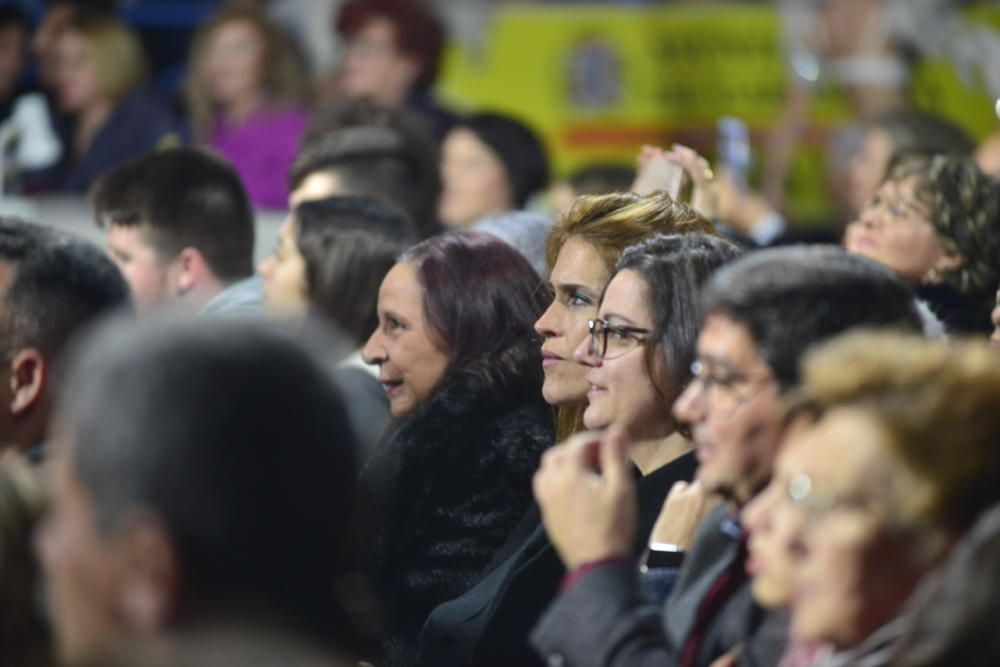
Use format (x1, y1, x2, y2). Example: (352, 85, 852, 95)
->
(550, 236, 610, 291)
(290, 171, 344, 209)
(797, 407, 884, 495)
(379, 261, 423, 307)
(600, 269, 650, 323)
(697, 313, 764, 369)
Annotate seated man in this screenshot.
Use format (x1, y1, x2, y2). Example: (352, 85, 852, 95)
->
(531, 246, 923, 667)
(0, 218, 130, 460)
(36, 319, 365, 665)
(290, 108, 441, 238)
(90, 148, 261, 317)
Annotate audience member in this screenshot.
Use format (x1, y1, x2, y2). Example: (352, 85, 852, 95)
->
(289, 114, 441, 237)
(90, 148, 260, 317)
(438, 112, 549, 230)
(771, 332, 1000, 666)
(46, 14, 182, 192)
(331, 0, 454, 141)
(31, 0, 115, 94)
(420, 233, 742, 667)
(185, 6, 309, 209)
(538, 192, 715, 443)
(530, 246, 922, 667)
(357, 231, 552, 667)
(36, 318, 363, 665)
(845, 154, 1000, 333)
(0, 218, 130, 461)
(258, 195, 416, 455)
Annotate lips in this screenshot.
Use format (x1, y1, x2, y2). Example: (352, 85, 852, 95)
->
(541, 349, 563, 369)
(378, 377, 404, 398)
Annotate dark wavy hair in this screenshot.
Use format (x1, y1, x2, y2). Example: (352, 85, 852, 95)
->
(616, 234, 743, 409)
(400, 231, 550, 396)
(886, 154, 1000, 306)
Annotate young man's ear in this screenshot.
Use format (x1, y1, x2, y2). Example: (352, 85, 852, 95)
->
(9, 348, 45, 418)
(172, 247, 208, 296)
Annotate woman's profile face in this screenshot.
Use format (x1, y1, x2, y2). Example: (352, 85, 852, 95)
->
(534, 236, 610, 408)
(438, 128, 513, 229)
(844, 176, 945, 283)
(573, 269, 670, 440)
(259, 217, 308, 318)
(202, 19, 265, 109)
(55, 30, 101, 113)
(363, 262, 449, 419)
(789, 408, 924, 651)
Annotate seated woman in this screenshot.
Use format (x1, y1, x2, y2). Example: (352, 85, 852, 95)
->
(357, 231, 553, 667)
(186, 7, 309, 209)
(420, 195, 724, 667)
(764, 332, 1000, 665)
(258, 195, 416, 455)
(844, 154, 1000, 333)
(46, 14, 182, 192)
(438, 112, 549, 230)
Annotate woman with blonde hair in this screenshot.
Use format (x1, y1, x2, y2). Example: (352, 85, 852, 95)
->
(766, 332, 1000, 666)
(47, 13, 181, 192)
(185, 6, 310, 209)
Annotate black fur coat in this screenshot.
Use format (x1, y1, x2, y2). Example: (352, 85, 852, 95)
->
(357, 376, 554, 667)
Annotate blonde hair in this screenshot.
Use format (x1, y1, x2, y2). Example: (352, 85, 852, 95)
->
(69, 15, 147, 105)
(802, 332, 1000, 556)
(546, 191, 717, 441)
(184, 6, 310, 142)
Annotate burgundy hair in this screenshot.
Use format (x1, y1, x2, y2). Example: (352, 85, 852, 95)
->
(335, 0, 445, 92)
(400, 231, 549, 395)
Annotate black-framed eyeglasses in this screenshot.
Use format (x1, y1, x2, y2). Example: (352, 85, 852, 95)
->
(587, 318, 653, 360)
(687, 359, 775, 418)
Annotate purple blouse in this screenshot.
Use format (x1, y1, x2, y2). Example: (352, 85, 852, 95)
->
(208, 105, 308, 209)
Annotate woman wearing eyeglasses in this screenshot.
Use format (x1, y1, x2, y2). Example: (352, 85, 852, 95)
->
(745, 331, 1000, 667)
(843, 154, 1000, 334)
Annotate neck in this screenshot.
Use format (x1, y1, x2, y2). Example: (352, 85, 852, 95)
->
(222, 92, 265, 124)
(629, 431, 691, 476)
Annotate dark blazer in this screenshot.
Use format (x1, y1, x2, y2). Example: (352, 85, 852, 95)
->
(418, 451, 699, 667)
(530, 505, 788, 667)
(357, 376, 554, 667)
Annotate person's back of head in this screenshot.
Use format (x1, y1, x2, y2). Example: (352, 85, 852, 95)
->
(91, 148, 256, 313)
(702, 245, 924, 389)
(875, 110, 976, 160)
(295, 195, 415, 347)
(0, 218, 131, 453)
(41, 318, 362, 664)
(290, 125, 440, 238)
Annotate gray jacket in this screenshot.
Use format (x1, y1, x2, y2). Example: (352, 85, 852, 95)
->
(530, 505, 788, 667)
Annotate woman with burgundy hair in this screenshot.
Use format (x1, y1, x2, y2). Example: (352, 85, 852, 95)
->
(358, 231, 553, 667)
(332, 0, 455, 141)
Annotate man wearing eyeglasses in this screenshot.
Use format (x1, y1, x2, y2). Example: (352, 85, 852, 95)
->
(530, 246, 924, 667)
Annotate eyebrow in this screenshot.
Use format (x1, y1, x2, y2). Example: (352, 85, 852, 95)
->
(602, 311, 641, 326)
(550, 281, 599, 296)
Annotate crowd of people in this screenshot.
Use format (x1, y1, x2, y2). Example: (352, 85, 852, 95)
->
(0, 1, 998, 666)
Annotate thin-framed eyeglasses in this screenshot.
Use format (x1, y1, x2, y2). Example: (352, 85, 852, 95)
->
(687, 359, 775, 418)
(587, 318, 652, 360)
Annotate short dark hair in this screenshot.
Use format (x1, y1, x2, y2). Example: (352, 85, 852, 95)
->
(453, 112, 549, 209)
(616, 233, 743, 405)
(58, 319, 361, 648)
(90, 148, 255, 282)
(0, 218, 130, 361)
(295, 196, 415, 347)
(701, 245, 923, 390)
(874, 110, 975, 161)
(400, 231, 549, 396)
(290, 126, 440, 238)
(335, 0, 445, 93)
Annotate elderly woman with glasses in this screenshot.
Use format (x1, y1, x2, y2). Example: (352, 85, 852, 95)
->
(844, 154, 1000, 334)
(743, 331, 1000, 667)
